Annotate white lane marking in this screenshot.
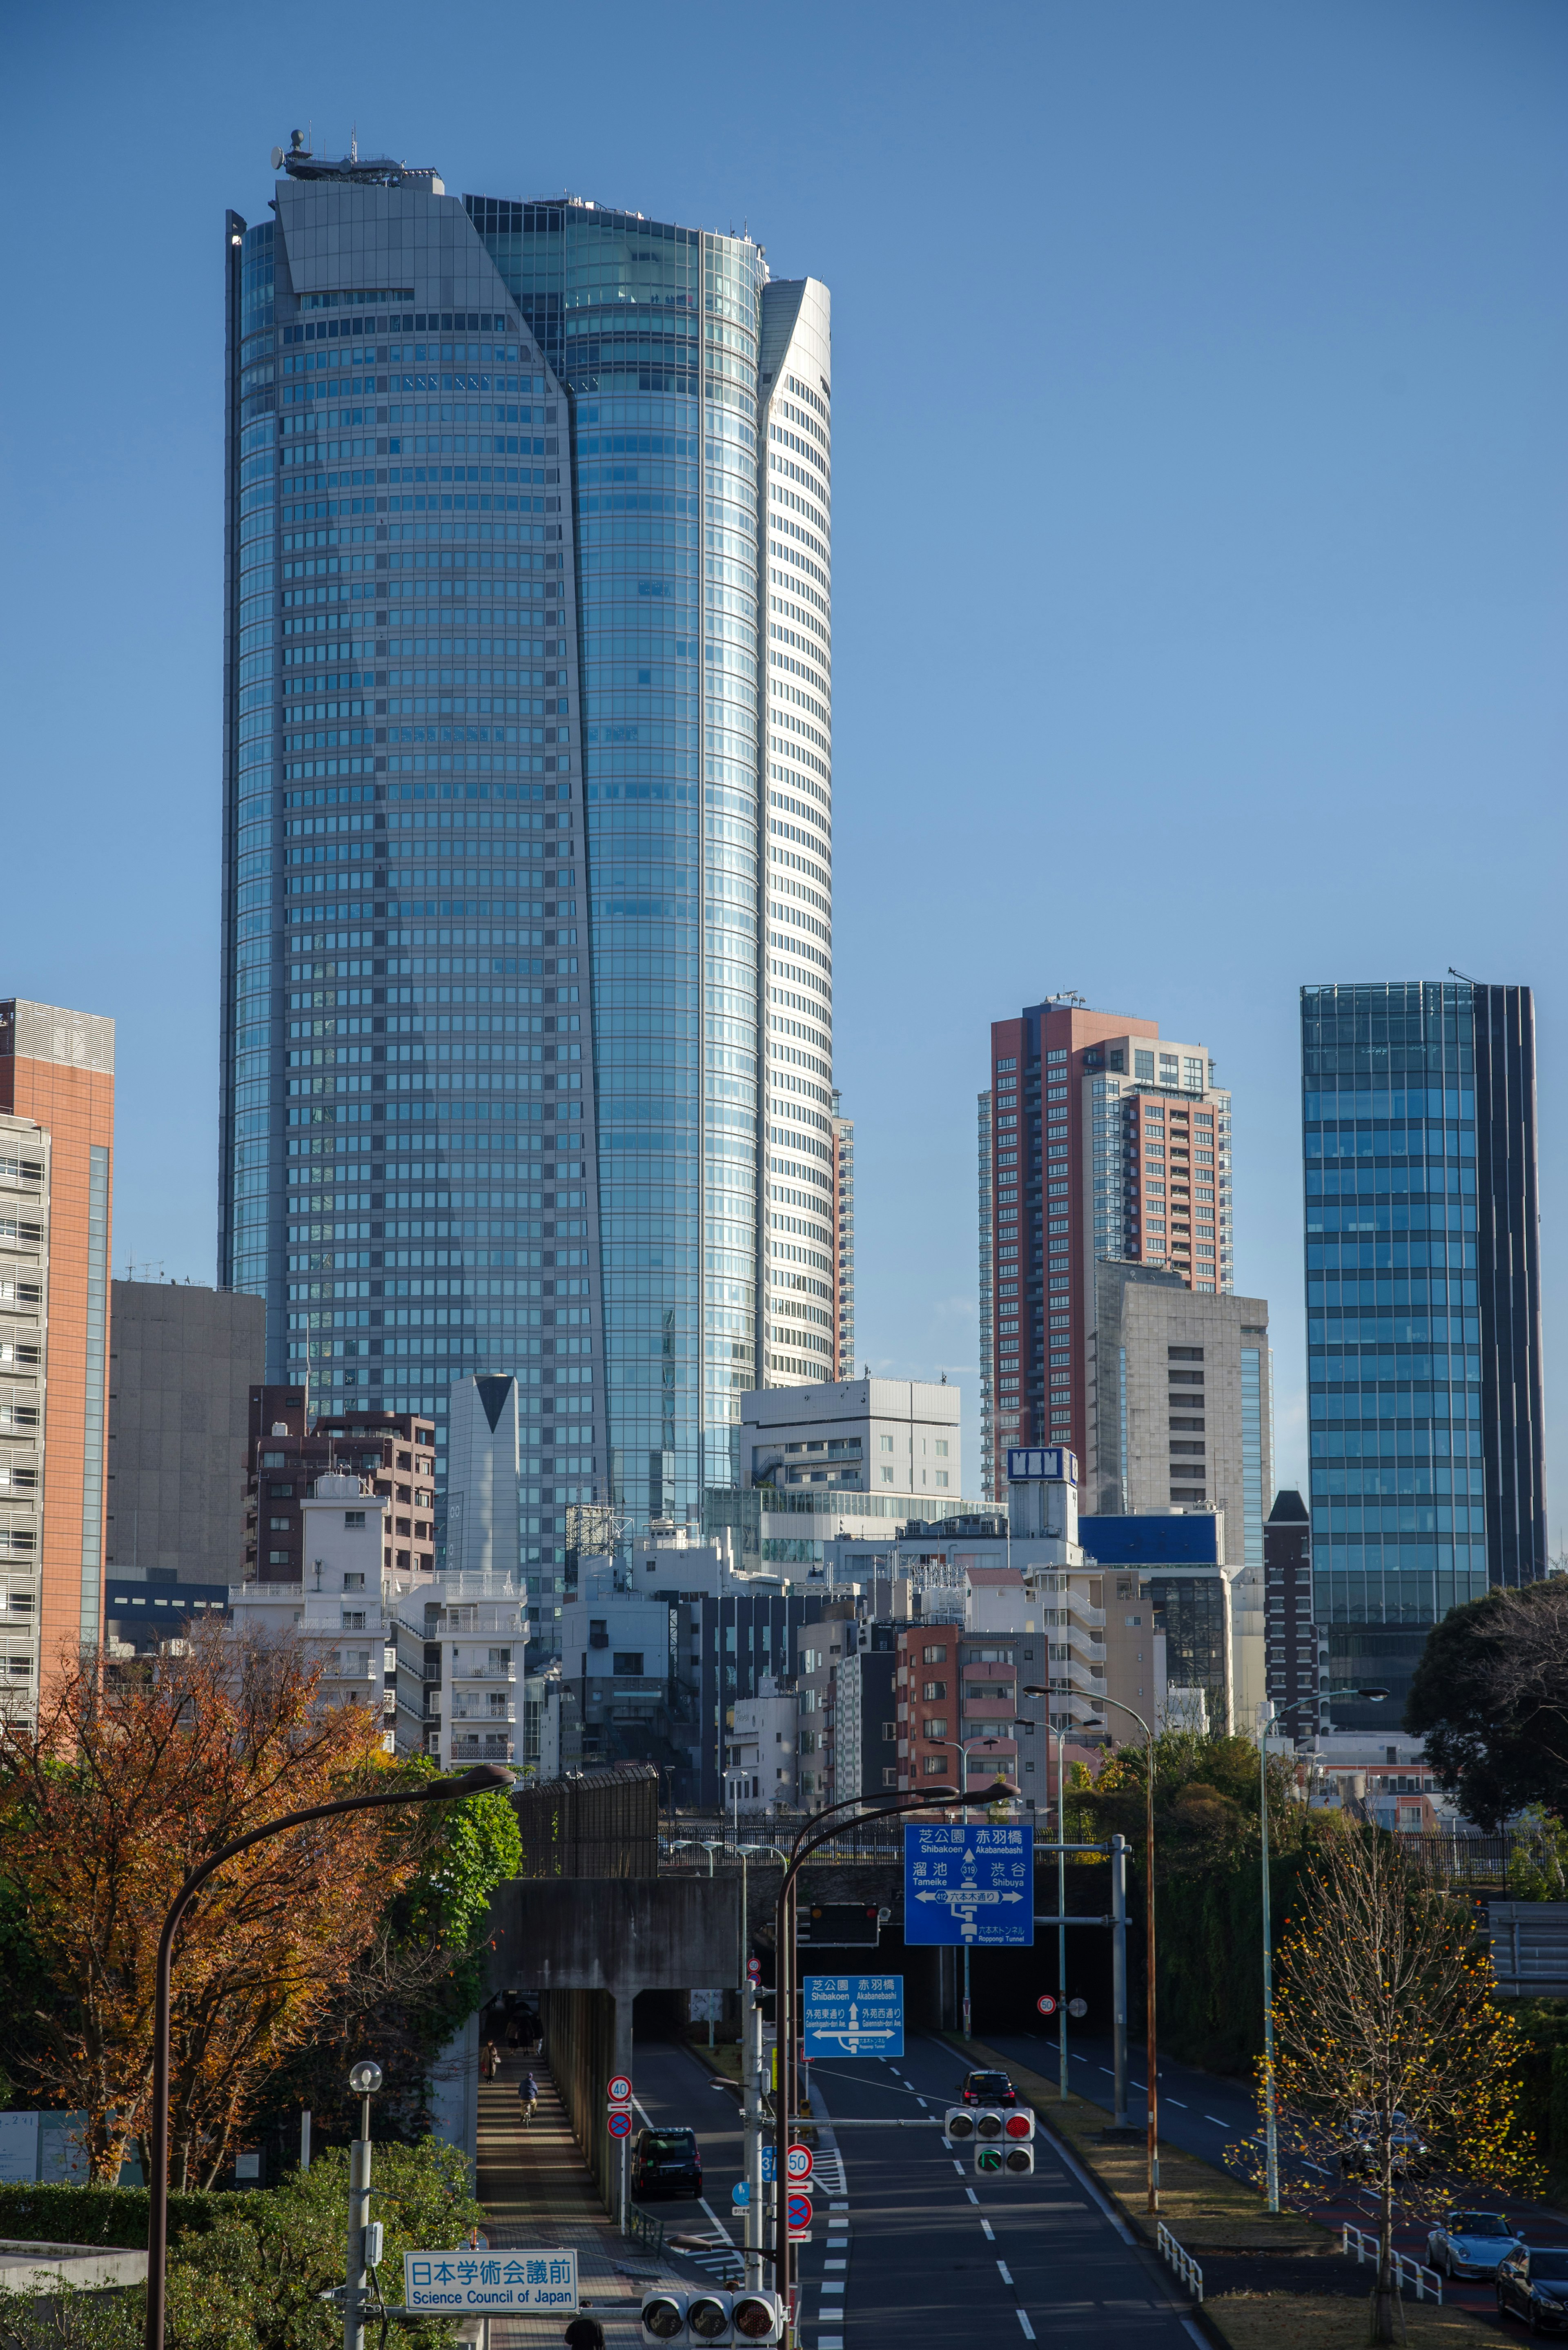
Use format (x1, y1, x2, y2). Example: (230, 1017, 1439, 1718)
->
(1181, 2324, 1207, 2350)
(1204, 2115, 1230, 2127)
(699, 2196, 739, 2249)
(953, 2160, 965, 2176)
(981, 2220, 995, 2241)
(917, 2097, 929, 2109)
(966, 2187, 979, 2205)
(1017, 2314, 1036, 2341)
(1166, 2098, 1187, 2108)
(997, 2261, 1013, 2284)
(1099, 2066, 1113, 2075)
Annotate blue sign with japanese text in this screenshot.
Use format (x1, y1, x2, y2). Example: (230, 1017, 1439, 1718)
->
(802, 1974, 904, 2058)
(903, 1823, 1034, 1946)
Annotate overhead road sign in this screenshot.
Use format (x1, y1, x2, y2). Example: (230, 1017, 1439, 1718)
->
(904, 1824, 1035, 1948)
(405, 2248, 577, 2313)
(803, 1973, 903, 2058)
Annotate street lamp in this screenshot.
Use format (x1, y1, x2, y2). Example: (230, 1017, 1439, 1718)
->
(143, 1761, 514, 2350)
(927, 1734, 1011, 2039)
(1020, 1688, 1076, 2103)
(1078, 1697, 1160, 2212)
(1257, 1683, 1387, 2210)
(771, 1776, 1020, 2345)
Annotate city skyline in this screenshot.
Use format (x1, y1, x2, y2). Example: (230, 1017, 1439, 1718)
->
(6, 4, 1565, 1524)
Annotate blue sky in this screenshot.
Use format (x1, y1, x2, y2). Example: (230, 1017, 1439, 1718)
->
(4, 0, 1565, 1513)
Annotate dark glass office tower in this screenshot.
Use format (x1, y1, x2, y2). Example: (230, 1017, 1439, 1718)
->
(1301, 980, 1545, 1725)
(220, 145, 832, 1628)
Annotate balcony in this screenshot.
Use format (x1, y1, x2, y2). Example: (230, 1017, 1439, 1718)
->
(450, 1662, 517, 1683)
(449, 1734, 515, 1761)
(451, 1701, 517, 1724)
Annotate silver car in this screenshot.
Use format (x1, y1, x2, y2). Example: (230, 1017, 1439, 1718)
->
(1427, 2210, 1520, 2280)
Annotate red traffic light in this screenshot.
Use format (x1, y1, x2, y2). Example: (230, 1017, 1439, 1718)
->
(1004, 2112, 1033, 2139)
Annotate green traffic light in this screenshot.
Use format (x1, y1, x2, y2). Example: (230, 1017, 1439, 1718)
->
(976, 2147, 1004, 2174)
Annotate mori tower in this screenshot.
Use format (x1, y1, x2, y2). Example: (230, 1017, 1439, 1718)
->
(220, 142, 840, 1620)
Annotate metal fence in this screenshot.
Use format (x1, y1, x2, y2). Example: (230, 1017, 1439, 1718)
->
(512, 1765, 661, 1878)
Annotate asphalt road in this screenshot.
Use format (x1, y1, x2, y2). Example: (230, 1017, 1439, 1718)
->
(628, 2028, 1203, 2349)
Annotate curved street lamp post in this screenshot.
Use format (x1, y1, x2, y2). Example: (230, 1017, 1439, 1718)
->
(142, 1761, 514, 2350)
(771, 1776, 1021, 2345)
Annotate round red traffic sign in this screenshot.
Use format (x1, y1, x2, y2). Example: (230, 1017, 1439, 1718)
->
(606, 2075, 633, 2105)
(1037, 1994, 1058, 2017)
(607, 2109, 633, 2139)
(785, 2143, 813, 2181)
(747, 1958, 762, 1982)
(786, 2192, 813, 2235)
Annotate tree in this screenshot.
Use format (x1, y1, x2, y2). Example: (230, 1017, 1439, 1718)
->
(1405, 1579, 1568, 1826)
(0, 1623, 423, 2187)
(1231, 1824, 1538, 2346)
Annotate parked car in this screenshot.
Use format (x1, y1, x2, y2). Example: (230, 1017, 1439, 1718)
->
(961, 2069, 1018, 2108)
(1336, 2110, 1429, 2180)
(631, 2126, 703, 2198)
(1427, 2211, 1520, 2280)
(1497, 2245, 1568, 2330)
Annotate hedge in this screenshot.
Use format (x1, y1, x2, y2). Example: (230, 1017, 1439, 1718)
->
(0, 2182, 233, 2249)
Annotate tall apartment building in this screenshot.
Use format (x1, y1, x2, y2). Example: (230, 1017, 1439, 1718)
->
(106, 1280, 265, 1586)
(244, 1382, 435, 1582)
(0, 1001, 115, 1710)
(221, 147, 833, 1600)
(1302, 979, 1546, 1728)
(980, 997, 1232, 1498)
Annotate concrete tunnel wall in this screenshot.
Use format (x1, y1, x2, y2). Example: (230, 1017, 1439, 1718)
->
(485, 1876, 742, 2208)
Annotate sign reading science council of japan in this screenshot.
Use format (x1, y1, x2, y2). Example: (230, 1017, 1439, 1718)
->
(404, 2250, 579, 2314)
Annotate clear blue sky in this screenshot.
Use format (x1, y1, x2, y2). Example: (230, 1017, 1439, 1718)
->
(5, 0, 1565, 1515)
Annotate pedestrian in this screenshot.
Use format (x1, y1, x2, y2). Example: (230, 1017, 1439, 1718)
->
(564, 2319, 604, 2350)
(520, 2070, 540, 2126)
(482, 2039, 500, 2081)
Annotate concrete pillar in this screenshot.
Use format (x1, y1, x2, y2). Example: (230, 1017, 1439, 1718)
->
(609, 1980, 636, 2087)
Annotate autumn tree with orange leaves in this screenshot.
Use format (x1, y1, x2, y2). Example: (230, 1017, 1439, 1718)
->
(0, 1623, 427, 2189)
(1229, 1825, 1537, 2346)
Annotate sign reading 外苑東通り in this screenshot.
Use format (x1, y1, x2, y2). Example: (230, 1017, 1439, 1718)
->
(903, 1824, 1034, 1948)
(403, 2250, 579, 2313)
(802, 1975, 904, 2058)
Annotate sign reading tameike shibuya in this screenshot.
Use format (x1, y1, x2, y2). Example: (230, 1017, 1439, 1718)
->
(802, 1974, 904, 2058)
(404, 2248, 578, 2314)
(903, 1824, 1034, 1947)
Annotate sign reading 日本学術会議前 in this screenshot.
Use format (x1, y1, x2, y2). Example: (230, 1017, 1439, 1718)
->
(903, 1823, 1034, 1947)
(802, 1975, 904, 2058)
(404, 2249, 579, 2313)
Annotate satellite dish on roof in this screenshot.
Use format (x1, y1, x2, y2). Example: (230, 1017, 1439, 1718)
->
(271, 145, 285, 170)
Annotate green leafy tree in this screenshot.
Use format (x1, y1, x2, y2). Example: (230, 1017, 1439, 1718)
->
(1507, 1806, 1568, 1900)
(1405, 1579, 1568, 1826)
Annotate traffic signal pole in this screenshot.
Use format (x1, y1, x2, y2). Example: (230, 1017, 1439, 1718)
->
(1110, 1835, 1129, 2130)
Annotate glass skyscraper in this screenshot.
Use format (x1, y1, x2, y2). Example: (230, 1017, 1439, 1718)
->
(220, 144, 833, 1630)
(1301, 979, 1545, 1721)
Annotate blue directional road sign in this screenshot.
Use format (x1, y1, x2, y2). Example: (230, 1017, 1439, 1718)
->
(802, 1974, 904, 2058)
(903, 1823, 1034, 1947)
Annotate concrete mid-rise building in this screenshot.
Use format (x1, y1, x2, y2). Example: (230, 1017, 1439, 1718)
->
(106, 1280, 265, 1589)
(727, 1673, 800, 1811)
(1087, 1264, 1272, 1570)
(245, 1384, 436, 1583)
(742, 1378, 960, 1500)
(0, 1000, 115, 1712)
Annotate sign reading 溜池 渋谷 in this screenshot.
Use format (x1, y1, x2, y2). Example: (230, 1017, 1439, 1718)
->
(404, 2249, 578, 2313)
(802, 1974, 904, 2058)
(903, 1823, 1034, 1948)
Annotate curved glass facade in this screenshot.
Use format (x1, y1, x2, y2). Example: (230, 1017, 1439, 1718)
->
(472, 200, 765, 1520)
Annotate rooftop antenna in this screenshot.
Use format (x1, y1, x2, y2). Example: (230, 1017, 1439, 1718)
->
(1448, 965, 1481, 984)
(351, 123, 358, 163)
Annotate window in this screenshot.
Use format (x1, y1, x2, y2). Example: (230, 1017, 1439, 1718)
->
(612, 1652, 645, 1675)
(922, 1755, 947, 1775)
(1169, 1346, 1204, 1361)
(922, 1718, 949, 1740)
(343, 1572, 365, 1590)
(881, 1720, 899, 1741)
(935, 1440, 949, 1458)
(996, 1057, 1017, 1072)
(261, 1451, 285, 1468)
(880, 1467, 894, 1484)
(935, 1472, 949, 1488)
(922, 1680, 948, 1701)
(880, 1434, 893, 1451)
(922, 1645, 948, 1664)
(344, 1509, 366, 1527)
(882, 1767, 900, 1789)
(341, 1610, 367, 1630)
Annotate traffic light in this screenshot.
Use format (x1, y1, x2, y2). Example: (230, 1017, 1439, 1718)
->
(944, 2106, 976, 2143)
(641, 2292, 784, 2347)
(950, 2107, 1036, 2174)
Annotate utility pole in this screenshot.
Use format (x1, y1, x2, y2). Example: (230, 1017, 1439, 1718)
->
(344, 2060, 382, 2350)
(743, 1989, 766, 2290)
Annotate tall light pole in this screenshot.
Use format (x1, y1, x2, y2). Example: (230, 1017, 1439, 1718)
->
(1082, 1696, 1160, 2212)
(143, 1761, 513, 2350)
(1021, 1687, 1074, 2102)
(771, 1777, 1020, 2347)
(1256, 1683, 1386, 2210)
(927, 1733, 1009, 2038)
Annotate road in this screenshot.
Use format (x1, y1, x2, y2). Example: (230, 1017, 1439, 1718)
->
(628, 2029, 1202, 2348)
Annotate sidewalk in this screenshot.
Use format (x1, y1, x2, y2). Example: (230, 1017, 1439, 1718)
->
(474, 2046, 726, 2350)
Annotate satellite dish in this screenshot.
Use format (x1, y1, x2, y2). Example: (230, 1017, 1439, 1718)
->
(270, 145, 285, 170)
